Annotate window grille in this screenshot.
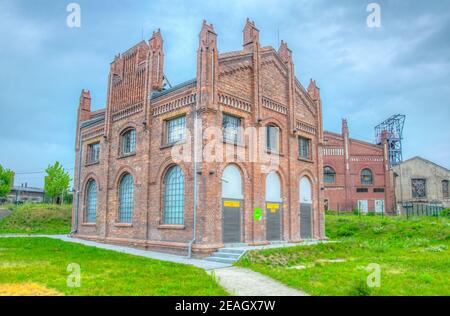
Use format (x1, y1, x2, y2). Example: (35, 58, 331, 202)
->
(361, 169, 373, 185)
(167, 116, 186, 144)
(412, 179, 427, 198)
(122, 129, 136, 155)
(164, 166, 185, 225)
(223, 113, 241, 143)
(88, 143, 100, 164)
(443, 180, 449, 199)
(266, 125, 280, 152)
(118, 173, 134, 223)
(85, 180, 97, 223)
(323, 166, 336, 183)
(299, 137, 311, 159)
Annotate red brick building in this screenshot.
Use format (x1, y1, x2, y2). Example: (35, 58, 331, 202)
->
(323, 119, 394, 213)
(72, 19, 326, 256)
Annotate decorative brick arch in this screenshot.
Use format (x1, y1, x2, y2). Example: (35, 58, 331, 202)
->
(81, 172, 102, 192)
(113, 166, 135, 189)
(219, 163, 247, 200)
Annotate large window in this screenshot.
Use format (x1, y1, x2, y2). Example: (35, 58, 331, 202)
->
(222, 113, 241, 143)
(85, 179, 97, 223)
(443, 180, 449, 199)
(87, 143, 100, 164)
(121, 129, 136, 155)
(323, 166, 336, 184)
(299, 137, 311, 160)
(163, 165, 185, 225)
(411, 179, 426, 198)
(118, 173, 134, 223)
(266, 125, 280, 152)
(167, 116, 186, 144)
(361, 168, 373, 185)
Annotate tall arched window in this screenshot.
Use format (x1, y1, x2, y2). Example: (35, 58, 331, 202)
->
(324, 166, 336, 184)
(85, 179, 97, 223)
(164, 165, 185, 225)
(266, 125, 280, 152)
(118, 173, 134, 223)
(265, 172, 282, 202)
(361, 168, 373, 185)
(300, 177, 312, 204)
(222, 165, 243, 199)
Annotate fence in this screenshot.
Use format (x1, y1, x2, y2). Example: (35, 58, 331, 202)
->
(403, 203, 445, 218)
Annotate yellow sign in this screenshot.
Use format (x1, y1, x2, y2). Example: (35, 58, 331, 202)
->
(267, 203, 280, 210)
(224, 201, 240, 208)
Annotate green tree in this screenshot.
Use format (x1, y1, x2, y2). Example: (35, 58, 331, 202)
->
(44, 162, 71, 204)
(0, 164, 14, 198)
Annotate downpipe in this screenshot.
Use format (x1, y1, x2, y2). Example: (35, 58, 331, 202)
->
(188, 108, 199, 258)
(70, 138, 83, 236)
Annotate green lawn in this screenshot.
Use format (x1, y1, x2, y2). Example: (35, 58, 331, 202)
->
(0, 237, 227, 296)
(237, 213, 450, 296)
(0, 204, 71, 234)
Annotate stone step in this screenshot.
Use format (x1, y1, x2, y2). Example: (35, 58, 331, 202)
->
(205, 256, 237, 264)
(218, 248, 246, 255)
(209, 252, 241, 260)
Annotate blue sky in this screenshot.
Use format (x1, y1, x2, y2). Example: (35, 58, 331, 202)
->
(0, 0, 449, 187)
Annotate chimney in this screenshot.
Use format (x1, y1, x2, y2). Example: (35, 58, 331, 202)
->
(149, 29, 165, 91)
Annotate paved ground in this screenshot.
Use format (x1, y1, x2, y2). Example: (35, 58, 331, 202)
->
(209, 267, 308, 296)
(0, 208, 12, 221)
(0, 234, 312, 296)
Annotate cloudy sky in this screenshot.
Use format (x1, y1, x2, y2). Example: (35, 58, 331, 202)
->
(0, 0, 449, 187)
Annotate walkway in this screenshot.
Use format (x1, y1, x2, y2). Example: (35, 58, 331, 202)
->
(0, 234, 312, 296)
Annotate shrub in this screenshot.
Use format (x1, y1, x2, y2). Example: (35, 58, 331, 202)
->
(440, 208, 450, 217)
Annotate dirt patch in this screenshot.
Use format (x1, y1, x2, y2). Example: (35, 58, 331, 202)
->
(0, 283, 63, 296)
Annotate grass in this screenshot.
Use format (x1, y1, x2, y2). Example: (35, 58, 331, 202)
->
(0, 237, 228, 296)
(237, 213, 450, 296)
(0, 204, 71, 234)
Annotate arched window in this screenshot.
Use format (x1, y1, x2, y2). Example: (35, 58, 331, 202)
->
(164, 165, 185, 225)
(265, 172, 282, 202)
(85, 179, 97, 223)
(324, 166, 336, 184)
(121, 129, 136, 155)
(361, 168, 373, 185)
(222, 165, 243, 199)
(118, 173, 134, 223)
(266, 125, 280, 152)
(443, 180, 449, 199)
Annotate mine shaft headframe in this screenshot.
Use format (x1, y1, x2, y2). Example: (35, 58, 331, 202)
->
(375, 114, 406, 167)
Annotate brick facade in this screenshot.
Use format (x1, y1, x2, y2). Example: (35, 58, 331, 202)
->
(72, 19, 326, 256)
(323, 119, 394, 213)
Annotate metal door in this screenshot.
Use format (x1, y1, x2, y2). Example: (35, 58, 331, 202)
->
(222, 199, 242, 243)
(358, 200, 369, 213)
(300, 203, 312, 239)
(266, 202, 282, 241)
(375, 200, 385, 213)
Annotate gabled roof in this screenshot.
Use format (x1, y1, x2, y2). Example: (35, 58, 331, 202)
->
(401, 156, 450, 172)
(151, 79, 196, 100)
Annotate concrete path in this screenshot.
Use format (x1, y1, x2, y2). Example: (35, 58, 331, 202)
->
(209, 267, 308, 296)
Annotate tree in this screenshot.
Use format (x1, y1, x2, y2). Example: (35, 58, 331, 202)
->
(44, 162, 71, 204)
(0, 164, 14, 198)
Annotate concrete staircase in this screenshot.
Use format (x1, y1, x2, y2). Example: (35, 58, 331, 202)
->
(205, 247, 246, 265)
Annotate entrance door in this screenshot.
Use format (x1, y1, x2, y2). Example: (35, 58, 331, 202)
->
(300, 177, 313, 239)
(222, 165, 243, 243)
(265, 172, 282, 241)
(358, 200, 369, 214)
(375, 200, 385, 213)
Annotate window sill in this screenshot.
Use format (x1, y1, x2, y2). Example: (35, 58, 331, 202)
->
(81, 222, 96, 227)
(158, 224, 185, 230)
(85, 161, 100, 167)
(114, 223, 133, 227)
(117, 152, 136, 160)
(298, 157, 314, 164)
(223, 140, 246, 148)
(160, 141, 186, 150)
(265, 149, 284, 157)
